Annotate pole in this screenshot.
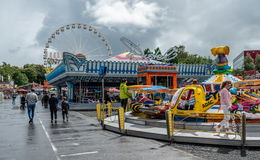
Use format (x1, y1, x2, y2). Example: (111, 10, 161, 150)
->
(102, 77, 104, 104)
(79, 80, 82, 103)
(101, 77, 105, 129)
(240, 112, 246, 157)
(241, 112, 246, 149)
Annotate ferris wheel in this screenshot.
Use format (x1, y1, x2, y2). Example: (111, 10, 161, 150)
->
(43, 23, 112, 67)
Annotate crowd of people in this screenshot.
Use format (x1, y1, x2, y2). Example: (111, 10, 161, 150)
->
(12, 89, 70, 124)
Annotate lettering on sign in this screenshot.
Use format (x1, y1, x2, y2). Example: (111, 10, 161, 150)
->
(202, 100, 214, 108)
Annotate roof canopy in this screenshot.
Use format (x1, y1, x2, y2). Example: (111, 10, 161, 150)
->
(105, 52, 160, 63)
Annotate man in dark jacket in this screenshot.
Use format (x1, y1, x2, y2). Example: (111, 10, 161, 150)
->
(49, 94, 59, 124)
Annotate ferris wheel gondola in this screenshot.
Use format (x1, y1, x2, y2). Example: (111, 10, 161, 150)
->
(43, 23, 112, 68)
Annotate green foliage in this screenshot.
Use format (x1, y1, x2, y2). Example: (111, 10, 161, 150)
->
(256, 54, 260, 73)
(244, 55, 255, 71)
(12, 71, 28, 86)
(232, 68, 244, 76)
(0, 62, 17, 81)
(23, 64, 46, 84)
(21, 68, 38, 83)
(0, 62, 46, 86)
(144, 45, 214, 64)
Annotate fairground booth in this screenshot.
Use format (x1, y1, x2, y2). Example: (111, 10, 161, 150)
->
(137, 64, 177, 89)
(46, 52, 213, 103)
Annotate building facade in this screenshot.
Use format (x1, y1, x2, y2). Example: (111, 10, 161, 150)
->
(46, 52, 213, 103)
(233, 50, 260, 69)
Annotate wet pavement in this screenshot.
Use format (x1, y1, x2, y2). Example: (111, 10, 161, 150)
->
(0, 99, 201, 160)
(79, 112, 260, 160)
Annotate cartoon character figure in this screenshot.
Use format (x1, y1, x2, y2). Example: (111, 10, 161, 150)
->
(211, 46, 231, 74)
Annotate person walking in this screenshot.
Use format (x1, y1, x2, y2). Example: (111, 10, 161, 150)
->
(42, 93, 49, 108)
(119, 79, 132, 112)
(26, 89, 38, 123)
(61, 97, 69, 122)
(49, 94, 59, 124)
(215, 81, 233, 133)
(12, 92, 17, 105)
(20, 93, 26, 110)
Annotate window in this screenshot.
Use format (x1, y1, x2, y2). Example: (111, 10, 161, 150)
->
(177, 89, 195, 110)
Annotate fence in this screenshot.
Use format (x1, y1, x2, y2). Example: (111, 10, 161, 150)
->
(96, 104, 246, 147)
(96, 103, 125, 133)
(166, 111, 246, 147)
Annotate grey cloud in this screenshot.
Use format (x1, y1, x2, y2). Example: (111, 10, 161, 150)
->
(2, 0, 260, 66)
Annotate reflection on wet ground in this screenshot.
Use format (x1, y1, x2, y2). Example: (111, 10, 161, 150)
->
(0, 99, 201, 160)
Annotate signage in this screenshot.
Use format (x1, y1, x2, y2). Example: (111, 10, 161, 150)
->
(98, 66, 107, 76)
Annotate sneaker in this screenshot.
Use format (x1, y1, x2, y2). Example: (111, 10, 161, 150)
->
(29, 119, 32, 124)
(55, 120, 57, 123)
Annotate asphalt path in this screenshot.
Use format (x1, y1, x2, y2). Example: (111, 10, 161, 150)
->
(0, 99, 201, 160)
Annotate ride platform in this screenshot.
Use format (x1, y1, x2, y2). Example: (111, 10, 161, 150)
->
(103, 112, 260, 147)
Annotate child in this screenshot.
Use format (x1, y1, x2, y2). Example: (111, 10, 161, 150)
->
(61, 97, 70, 122)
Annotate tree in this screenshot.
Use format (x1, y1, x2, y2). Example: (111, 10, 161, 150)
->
(0, 62, 18, 81)
(0, 62, 47, 86)
(12, 71, 28, 86)
(255, 54, 260, 73)
(244, 55, 255, 71)
(23, 64, 46, 84)
(21, 68, 38, 83)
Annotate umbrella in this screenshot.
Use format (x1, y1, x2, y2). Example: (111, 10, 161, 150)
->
(17, 89, 27, 92)
(108, 88, 120, 92)
(33, 88, 43, 91)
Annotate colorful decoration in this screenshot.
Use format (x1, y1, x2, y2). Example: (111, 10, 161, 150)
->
(211, 46, 231, 74)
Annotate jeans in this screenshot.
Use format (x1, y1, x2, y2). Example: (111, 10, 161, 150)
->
(50, 109, 57, 121)
(12, 98, 16, 105)
(27, 104, 36, 120)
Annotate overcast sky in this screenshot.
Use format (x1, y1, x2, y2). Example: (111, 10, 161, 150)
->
(1, 0, 260, 66)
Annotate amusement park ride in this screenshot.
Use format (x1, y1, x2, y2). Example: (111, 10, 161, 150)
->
(43, 23, 113, 68)
(120, 36, 178, 61)
(128, 46, 260, 123)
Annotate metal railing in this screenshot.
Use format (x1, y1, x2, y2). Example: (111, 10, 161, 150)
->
(96, 104, 247, 148)
(166, 111, 246, 147)
(96, 103, 125, 133)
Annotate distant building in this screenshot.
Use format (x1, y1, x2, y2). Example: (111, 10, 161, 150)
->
(233, 50, 260, 69)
